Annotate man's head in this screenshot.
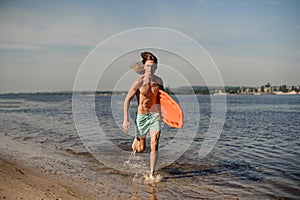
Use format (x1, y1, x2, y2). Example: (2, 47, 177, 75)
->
(141, 52, 158, 75)
(144, 60, 157, 75)
(141, 51, 158, 64)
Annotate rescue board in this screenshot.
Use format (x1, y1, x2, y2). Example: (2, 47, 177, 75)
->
(159, 90, 184, 128)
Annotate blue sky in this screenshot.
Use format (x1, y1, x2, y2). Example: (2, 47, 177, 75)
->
(0, 0, 299, 92)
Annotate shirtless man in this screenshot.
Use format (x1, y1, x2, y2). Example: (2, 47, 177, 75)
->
(122, 52, 163, 178)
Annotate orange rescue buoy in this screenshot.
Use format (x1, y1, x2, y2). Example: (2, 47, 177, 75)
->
(159, 90, 184, 129)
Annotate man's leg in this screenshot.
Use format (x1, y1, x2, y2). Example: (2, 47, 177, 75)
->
(149, 130, 160, 177)
(132, 137, 146, 153)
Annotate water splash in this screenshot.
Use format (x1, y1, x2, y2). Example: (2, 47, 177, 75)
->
(124, 152, 148, 182)
(144, 173, 163, 185)
(124, 152, 163, 185)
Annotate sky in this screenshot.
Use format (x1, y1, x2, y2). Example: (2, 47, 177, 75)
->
(0, 0, 299, 93)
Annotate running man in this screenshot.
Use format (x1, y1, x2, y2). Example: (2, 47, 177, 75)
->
(122, 52, 164, 178)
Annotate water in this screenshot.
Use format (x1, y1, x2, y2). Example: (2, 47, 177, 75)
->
(0, 93, 299, 199)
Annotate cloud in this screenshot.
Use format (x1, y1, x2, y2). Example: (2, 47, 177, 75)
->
(0, 42, 44, 50)
(0, 6, 120, 47)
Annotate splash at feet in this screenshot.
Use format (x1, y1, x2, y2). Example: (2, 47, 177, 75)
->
(124, 152, 163, 185)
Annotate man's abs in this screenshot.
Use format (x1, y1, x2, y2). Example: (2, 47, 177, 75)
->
(137, 86, 160, 114)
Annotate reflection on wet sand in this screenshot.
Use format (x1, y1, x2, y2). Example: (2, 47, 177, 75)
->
(132, 184, 157, 200)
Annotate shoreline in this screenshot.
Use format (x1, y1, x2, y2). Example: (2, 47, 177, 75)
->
(0, 155, 99, 200)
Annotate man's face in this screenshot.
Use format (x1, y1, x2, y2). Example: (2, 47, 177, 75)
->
(144, 60, 157, 75)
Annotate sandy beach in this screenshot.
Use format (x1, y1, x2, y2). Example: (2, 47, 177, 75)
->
(0, 156, 99, 200)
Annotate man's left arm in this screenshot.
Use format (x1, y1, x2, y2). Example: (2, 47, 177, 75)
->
(157, 77, 164, 91)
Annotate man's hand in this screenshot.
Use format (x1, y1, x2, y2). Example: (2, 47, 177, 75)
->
(122, 120, 130, 133)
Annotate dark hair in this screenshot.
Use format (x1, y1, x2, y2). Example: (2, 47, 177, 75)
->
(141, 52, 158, 64)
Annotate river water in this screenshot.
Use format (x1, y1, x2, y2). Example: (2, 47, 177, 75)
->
(0, 93, 299, 199)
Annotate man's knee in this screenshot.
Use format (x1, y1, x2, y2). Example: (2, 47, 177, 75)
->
(150, 131, 160, 152)
(150, 138, 159, 152)
(135, 138, 146, 153)
(150, 143, 158, 152)
(136, 145, 145, 153)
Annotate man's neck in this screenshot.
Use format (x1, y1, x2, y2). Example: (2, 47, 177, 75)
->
(143, 74, 154, 84)
(144, 73, 154, 78)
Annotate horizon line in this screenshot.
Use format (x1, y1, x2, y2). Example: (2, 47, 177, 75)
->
(1, 84, 299, 95)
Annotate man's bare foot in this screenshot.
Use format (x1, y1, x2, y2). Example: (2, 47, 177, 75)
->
(149, 173, 154, 180)
(144, 172, 163, 184)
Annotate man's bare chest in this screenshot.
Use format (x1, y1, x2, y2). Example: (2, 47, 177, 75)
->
(139, 83, 159, 96)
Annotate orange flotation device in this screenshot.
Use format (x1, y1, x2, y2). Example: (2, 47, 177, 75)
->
(159, 90, 184, 128)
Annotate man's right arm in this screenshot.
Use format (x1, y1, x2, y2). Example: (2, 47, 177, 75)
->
(122, 79, 141, 132)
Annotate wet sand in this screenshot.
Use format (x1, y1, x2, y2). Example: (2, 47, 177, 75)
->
(0, 156, 99, 200)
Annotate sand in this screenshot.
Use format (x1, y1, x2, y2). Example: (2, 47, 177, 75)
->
(0, 157, 99, 200)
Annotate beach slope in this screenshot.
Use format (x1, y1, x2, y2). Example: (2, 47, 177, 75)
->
(0, 157, 98, 200)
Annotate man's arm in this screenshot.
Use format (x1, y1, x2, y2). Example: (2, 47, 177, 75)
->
(156, 76, 164, 91)
(122, 78, 141, 132)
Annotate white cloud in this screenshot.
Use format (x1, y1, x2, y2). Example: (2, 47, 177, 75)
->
(0, 7, 120, 47)
(0, 42, 44, 50)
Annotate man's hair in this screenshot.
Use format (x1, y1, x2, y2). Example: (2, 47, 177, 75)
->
(141, 52, 158, 64)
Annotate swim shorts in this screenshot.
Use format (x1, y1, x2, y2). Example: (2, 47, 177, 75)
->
(135, 112, 161, 137)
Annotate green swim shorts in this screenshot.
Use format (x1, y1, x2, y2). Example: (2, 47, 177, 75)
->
(135, 112, 161, 137)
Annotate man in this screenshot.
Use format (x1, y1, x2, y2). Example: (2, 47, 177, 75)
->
(123, 52, 164, 179)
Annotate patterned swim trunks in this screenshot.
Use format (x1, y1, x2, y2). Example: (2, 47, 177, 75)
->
(135, 112, 161, 137)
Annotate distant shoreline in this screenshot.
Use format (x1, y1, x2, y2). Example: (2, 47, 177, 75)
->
(0, 91, 299, 96)
(0, 84, 299, 96)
